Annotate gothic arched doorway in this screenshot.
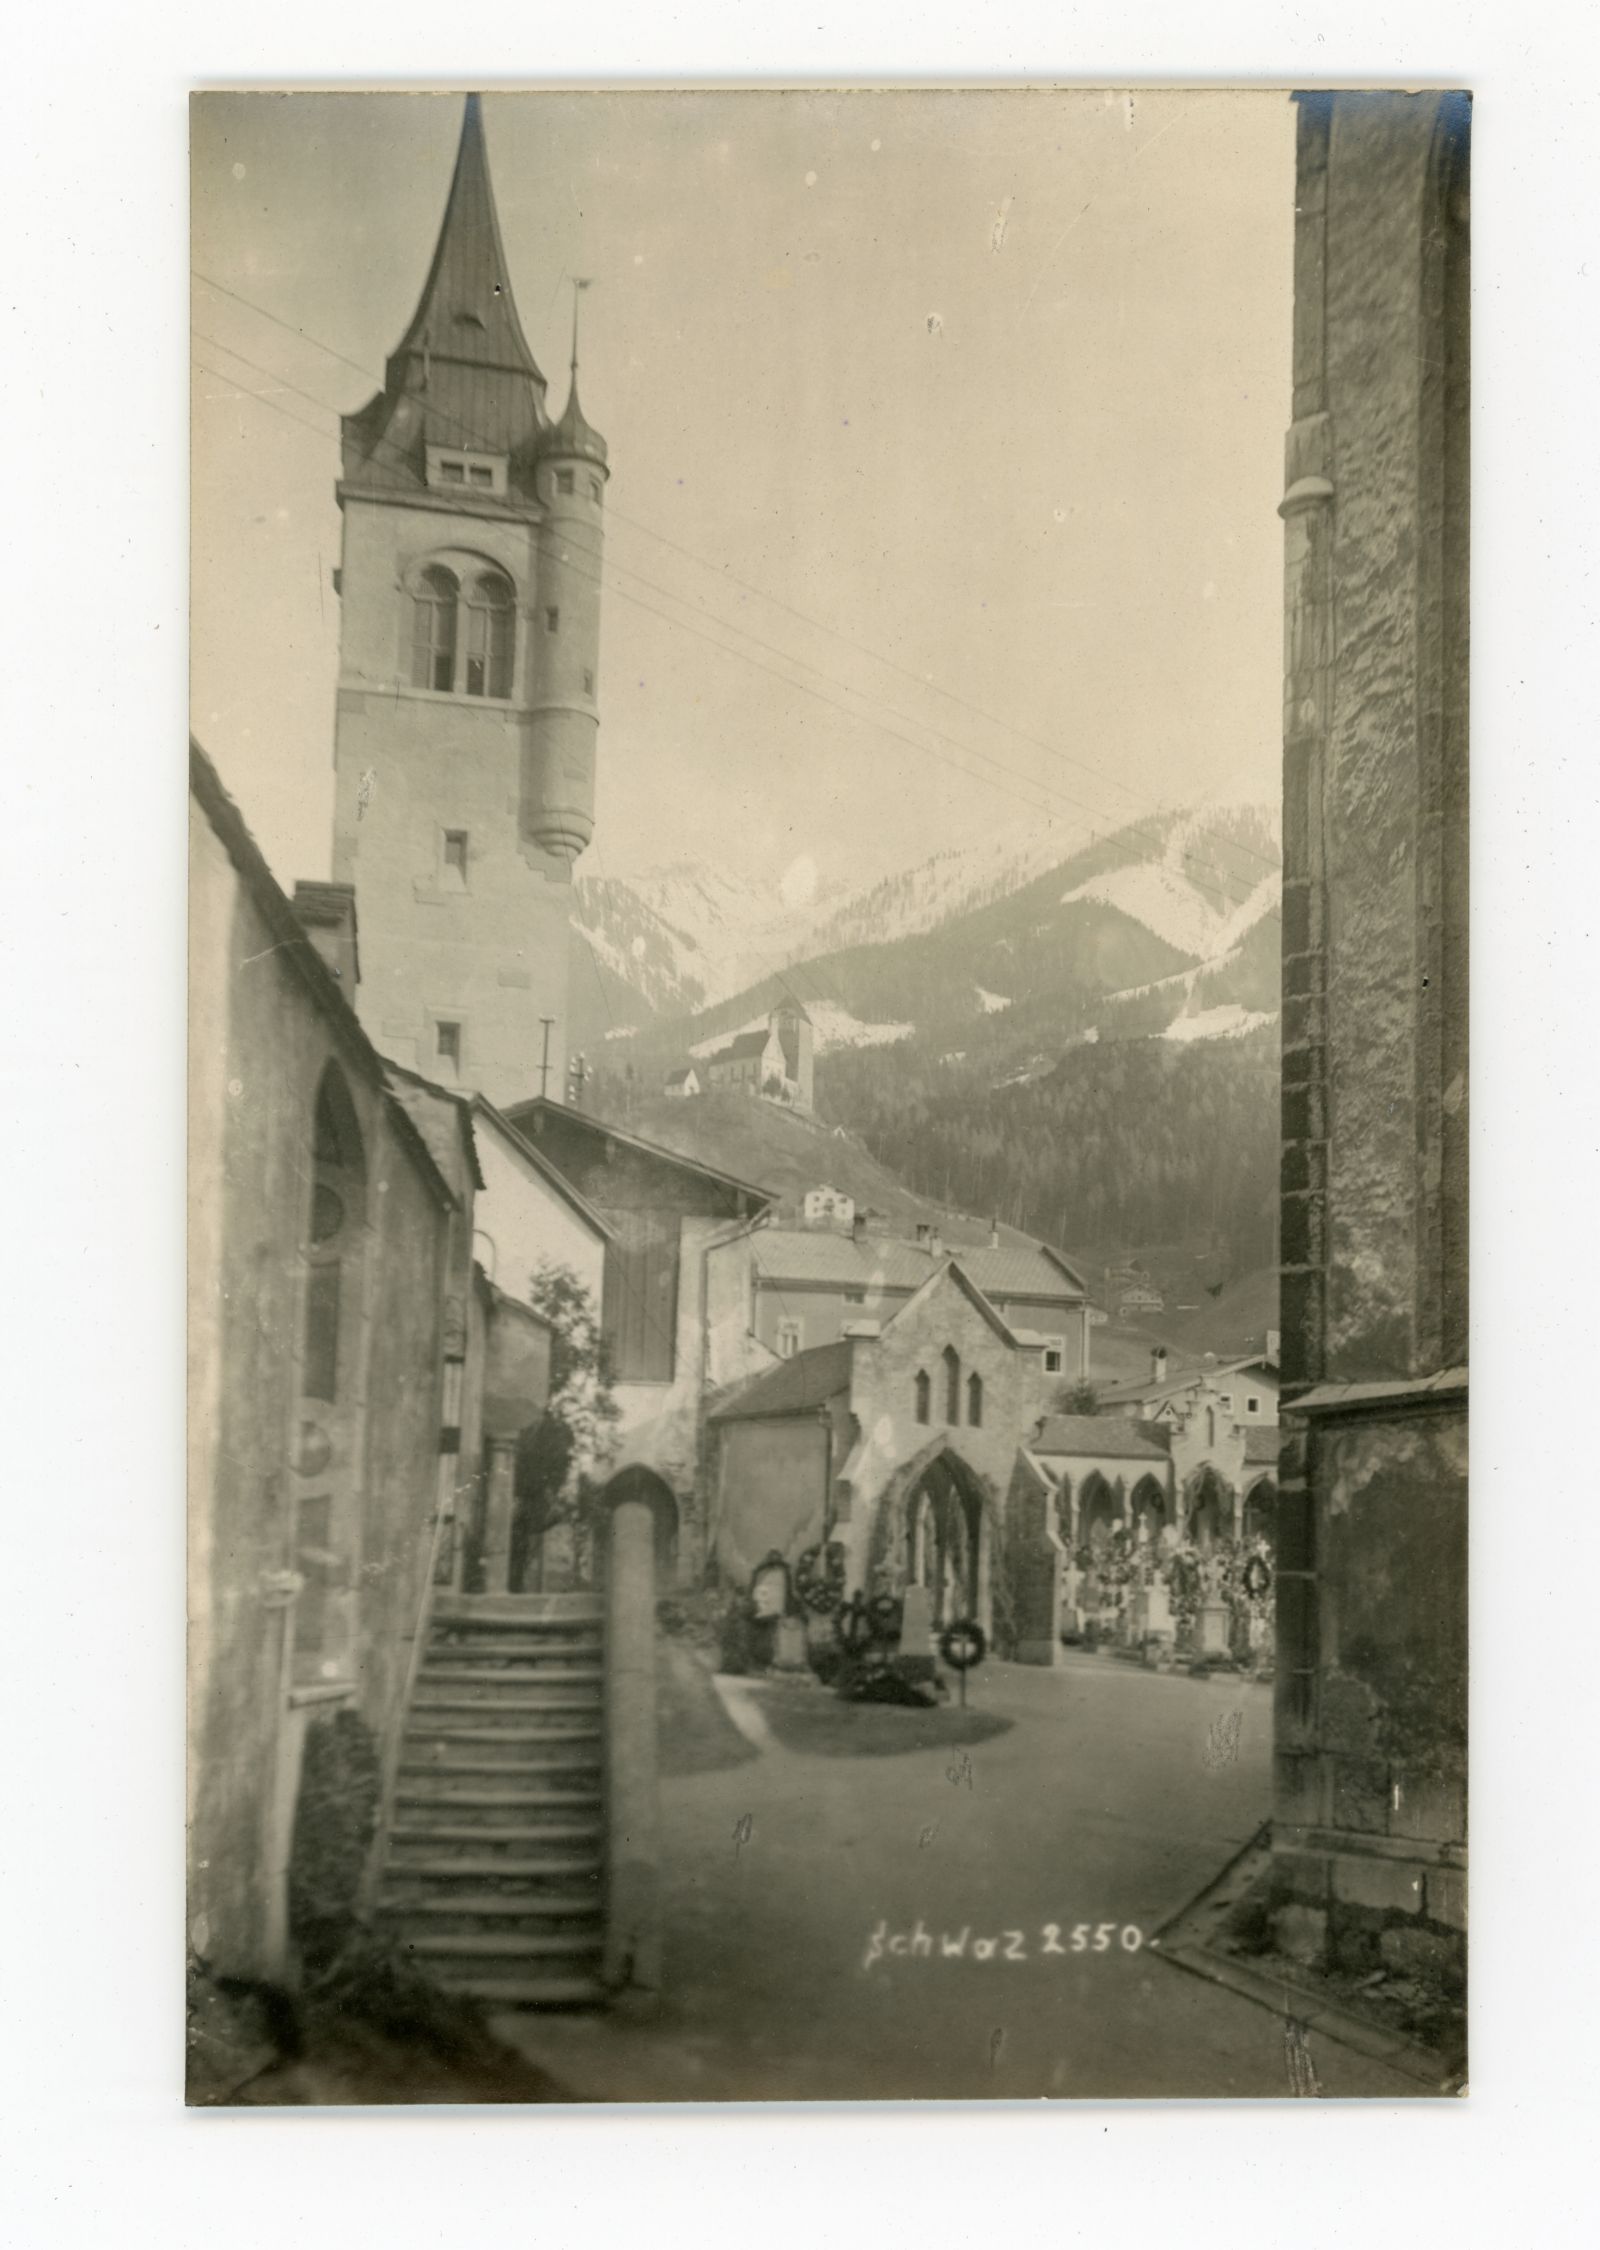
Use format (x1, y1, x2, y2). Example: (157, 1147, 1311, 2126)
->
(1078, 1470, 1119, 1551)
(1186, 1465, 1234, 1548)
(1242, 1477, 1277, 1548)
(1129, 1473, 1167, 1541)
(902, 1452, 985, 1627)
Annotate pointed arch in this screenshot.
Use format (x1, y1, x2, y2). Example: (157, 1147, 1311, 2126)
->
(914, 1368, 931, 1425)
(942, 1344, 961, 1425)
(966, 1370, 984, 1428)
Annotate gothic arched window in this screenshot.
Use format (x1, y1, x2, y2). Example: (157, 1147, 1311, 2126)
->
(411, 564, 459, 692)
(967, 1371, 984, 1428)
(463, 570, 515, 698)
(943, 1346, 961, 1425)
(914, 1369, 931, 1425)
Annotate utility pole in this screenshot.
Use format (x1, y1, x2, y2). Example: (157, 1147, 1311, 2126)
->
(537, 1018, 555, 1099)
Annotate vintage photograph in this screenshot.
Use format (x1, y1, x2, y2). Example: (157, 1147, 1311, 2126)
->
(187, 85, 1468, 2103)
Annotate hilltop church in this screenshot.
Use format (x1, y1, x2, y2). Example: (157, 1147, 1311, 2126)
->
(321, 93, 607, 1107)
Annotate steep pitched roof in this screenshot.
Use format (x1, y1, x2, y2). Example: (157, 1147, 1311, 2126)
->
(190, 740, 456, 1215)
(469, 1096, 615, 1241)
(708, 1027, 777, 1066)
(340, 95, 550, 501)
(1100, 1355, 1273, 1408)
(1031, 1415, 1172, 1463)
(502, 1096, 772, 1217)
(710, 1342, 853, 1422)
(879, 1259, 1019, 1349)
(954, 1242, 1088, 1302)
(746, 1228, 1085, 1306)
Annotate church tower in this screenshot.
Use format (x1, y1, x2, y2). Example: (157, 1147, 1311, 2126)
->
(330, 94, 606, 1103)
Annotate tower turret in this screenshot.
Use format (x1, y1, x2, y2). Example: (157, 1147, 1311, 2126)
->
(522, 294, 608, 861)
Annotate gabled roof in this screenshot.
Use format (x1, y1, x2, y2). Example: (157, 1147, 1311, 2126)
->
(746, 1227, 1086, 1305)
(470, 1096, 615, 1242)
(384, 1059, 487, 1192)
(664, 1065, 698, 1086)
(190, 740, 456, 1216)
(502, 1096, 772, 1217)
(1100, 1354, 1277, 1408)
(950, 1242, 1089, 1302)
(710, 1341, 853, 1423)
(879, 1259, 1019, 1349)
(707, 1027, 776, 1065)
(1031, 1415, 1172, 1463)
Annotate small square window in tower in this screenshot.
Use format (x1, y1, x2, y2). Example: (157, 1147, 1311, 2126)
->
(556, 469, 575, 495)
(435, 1021, 462, 1068)
(443, 830, 468, 880)
(545, 607, 560, 635)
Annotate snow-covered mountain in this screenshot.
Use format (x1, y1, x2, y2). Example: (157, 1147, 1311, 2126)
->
(571, 793, 1281, 1054)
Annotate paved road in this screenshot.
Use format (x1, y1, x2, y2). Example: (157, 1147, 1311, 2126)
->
(499, 1654, 1424, 2102)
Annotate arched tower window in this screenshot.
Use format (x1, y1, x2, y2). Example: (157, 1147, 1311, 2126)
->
(411, 565, 459, 692)
(914, 1369, 931, 1425)
(943, 1346, 961, 1425)
(967, 1371, 984, 1428)
(463, 569, 515, 698)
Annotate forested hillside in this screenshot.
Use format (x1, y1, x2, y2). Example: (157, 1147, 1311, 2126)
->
(816, 1024, 1282, 1270)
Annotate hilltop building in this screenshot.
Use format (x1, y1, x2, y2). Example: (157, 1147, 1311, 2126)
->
(329, 94, 608, 1106)
(700, 1001, 814, 1111)
(663, 1064, 700, 1099)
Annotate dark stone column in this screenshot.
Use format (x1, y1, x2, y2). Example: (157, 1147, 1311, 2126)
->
(602, 1482, 662, 2000)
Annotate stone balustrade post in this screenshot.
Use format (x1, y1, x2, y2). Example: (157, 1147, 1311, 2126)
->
(480, 1437, 517, 1595)
(602, 1481, 662, 2001)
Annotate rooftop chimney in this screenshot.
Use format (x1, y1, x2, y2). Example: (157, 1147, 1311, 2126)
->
(292, 881, 360, 994)
(929, 1228, 944, 1260)
(989, 1217, 1001, 1248)
(915, 1222, 931, 1248)
(1151, 1347, 1168, 1385)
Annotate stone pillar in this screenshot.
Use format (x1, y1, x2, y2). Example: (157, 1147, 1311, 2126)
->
(480, 1437, 516, 1595)
(602, 1484, 662, 2000)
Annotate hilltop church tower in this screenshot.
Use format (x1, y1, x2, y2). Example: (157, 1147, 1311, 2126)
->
(329, 94, 607, 1103)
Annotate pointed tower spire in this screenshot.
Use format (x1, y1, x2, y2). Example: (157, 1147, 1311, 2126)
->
(541, 276, 609, 469)
(341, 93, 549, 498)
(392, 93, 542, 385)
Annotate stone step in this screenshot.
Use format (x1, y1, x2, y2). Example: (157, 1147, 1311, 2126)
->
(417, 1661, 604, 1684)
(432, 1593, 604, 1629)
(394, 1781, 601, 1812)
(425, 1647, 603, 1665)
(431, 1972, 606, 2009)
(398, 1933, 604, 1979)
(399, 1754, 602, 1784)
(402, 1724, 603, 1750)
(380, 1891, 601, 1924)
(382, 1853, 602, 1884)
(388, 1819, 603, 1850)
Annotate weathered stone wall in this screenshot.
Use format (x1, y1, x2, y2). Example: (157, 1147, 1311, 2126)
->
(188, 791, 452, 1980)
(1273, 90, 1469, 1984)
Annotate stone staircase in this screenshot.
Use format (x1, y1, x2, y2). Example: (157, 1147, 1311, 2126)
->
(376, 1593, 608, 2009)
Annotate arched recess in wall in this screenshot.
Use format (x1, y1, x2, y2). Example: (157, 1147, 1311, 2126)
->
(1077, 1470, 1118, 1548)
(914, 1368, 931, 1425)
(1185, 1464, 1234, 1548)
(1129, 1473, 1166, 1537)
(291, 1061, 369, 1685)
(942, 1345, 961, 1425)
(1242, 1477, 1278, 1547)
(597, 1463, 680, 1586)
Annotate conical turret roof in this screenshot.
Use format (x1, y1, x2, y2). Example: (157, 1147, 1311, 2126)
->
(540, 371, 608, 468)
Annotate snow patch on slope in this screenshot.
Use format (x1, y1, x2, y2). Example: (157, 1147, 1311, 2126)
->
(975, 986, 1012, 1014)
(1162, 1005, 1276, 1044)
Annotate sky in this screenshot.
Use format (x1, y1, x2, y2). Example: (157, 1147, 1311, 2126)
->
(191, 89, 1294, 901)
